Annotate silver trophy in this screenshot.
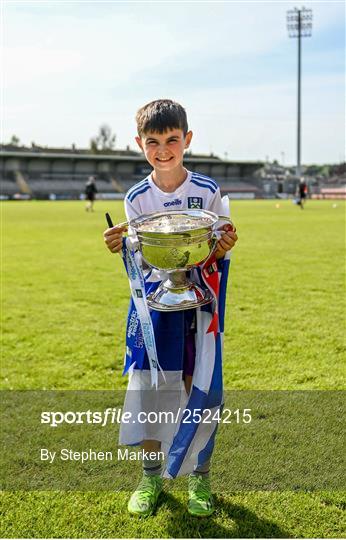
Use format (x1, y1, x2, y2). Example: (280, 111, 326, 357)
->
(126, 209, 232, 312)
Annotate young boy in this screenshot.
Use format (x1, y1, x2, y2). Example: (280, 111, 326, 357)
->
(104, 99, 238, 517)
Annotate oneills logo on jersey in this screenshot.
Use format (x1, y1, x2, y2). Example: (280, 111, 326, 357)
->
(188, 197, 203, 209)
(164, 199, 182, 207)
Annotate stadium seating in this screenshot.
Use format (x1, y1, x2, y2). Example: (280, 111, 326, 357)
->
(0, 179, 18, 196)
(0, 172, 265, 199)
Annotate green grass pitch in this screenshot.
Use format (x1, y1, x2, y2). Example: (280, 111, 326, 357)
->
(1, 199, 345, 538)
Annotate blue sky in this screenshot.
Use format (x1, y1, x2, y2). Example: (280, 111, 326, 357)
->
(2, 1, 345, 164)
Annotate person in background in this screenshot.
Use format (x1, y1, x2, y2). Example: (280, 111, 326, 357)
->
(85, 176, 98, 212)
(297, 179, 308, 209)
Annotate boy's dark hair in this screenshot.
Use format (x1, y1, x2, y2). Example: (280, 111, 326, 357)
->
(136, 99, 188, 137)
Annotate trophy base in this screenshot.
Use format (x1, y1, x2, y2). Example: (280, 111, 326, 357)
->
(147, 276, 214, 312)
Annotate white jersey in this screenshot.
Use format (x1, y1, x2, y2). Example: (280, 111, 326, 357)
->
(124, 170, 224, 222)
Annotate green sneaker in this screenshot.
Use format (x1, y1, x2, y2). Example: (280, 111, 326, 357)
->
(188, 474, 215, 517)
(127, 474, 162, 517)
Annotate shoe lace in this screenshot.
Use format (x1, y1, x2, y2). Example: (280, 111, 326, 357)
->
(136, 475, 158, 501)
(190, 475, 211, 499)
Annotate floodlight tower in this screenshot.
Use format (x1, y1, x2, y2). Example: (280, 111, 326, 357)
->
(287, 7, 312, 179)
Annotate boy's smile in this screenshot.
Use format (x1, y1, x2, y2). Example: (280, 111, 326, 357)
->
(135, 129, 193, 172)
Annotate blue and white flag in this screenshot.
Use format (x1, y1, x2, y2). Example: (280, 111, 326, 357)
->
(119, 196, 231, 477)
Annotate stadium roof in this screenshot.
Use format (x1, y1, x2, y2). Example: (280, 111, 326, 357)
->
(0, 147, 263, 166)
(0, 147, 262, 166)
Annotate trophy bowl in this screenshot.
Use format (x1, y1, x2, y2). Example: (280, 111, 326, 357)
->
(129, 210, 220, 311)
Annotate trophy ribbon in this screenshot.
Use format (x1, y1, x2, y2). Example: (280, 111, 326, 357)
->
(122, 237, 164, 388)
(201, 253, 220, 337)
(200, 203, 232, 337)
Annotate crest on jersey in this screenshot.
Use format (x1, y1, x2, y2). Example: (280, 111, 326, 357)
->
(188, 197, 203, 209)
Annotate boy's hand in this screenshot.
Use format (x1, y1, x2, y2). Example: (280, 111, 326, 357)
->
(215, 224, 238, 259)
(103, 225, 128, 253)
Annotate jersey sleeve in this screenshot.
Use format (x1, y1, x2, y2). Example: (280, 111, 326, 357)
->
(124, 195, 141, 222)
(207, 187, 225, 217)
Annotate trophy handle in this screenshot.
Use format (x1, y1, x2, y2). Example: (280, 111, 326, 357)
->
(214, 216, 236, 235)
(116, 221, 139, 244)
(217, 215, 236, 231)
(105, 213, 131, 234)
(105, 213, 138, 249)
(114, 220, 129, 231)
(209, 216, 236, 253)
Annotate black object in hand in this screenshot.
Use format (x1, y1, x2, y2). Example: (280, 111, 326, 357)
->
(105, 213, 114, 228)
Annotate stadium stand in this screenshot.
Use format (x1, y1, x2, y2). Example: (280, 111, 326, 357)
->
(312, 186, 346, 199)
(0, 146, 266, 199)
(26, 175, 113, 198)
(3, 145, 344, 200)
(216, 178, 262, 197)
(1, 179, 18, 197)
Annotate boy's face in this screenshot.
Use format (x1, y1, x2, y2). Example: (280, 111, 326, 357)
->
(135, 128, 192, 172)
